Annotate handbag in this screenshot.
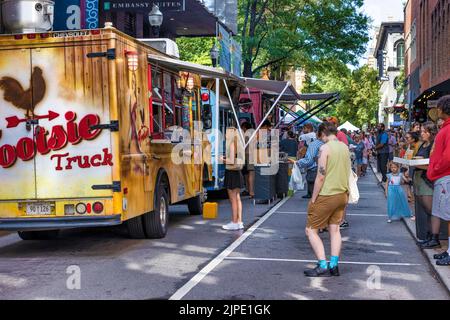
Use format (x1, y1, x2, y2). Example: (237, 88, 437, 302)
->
(348, 168, 360, 204)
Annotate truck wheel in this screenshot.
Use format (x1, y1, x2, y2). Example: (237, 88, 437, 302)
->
(18, 230, 59, 240)
(143, 187, 169, 239)
(187, 194, 203, 215)
(126, 215, 146, 239)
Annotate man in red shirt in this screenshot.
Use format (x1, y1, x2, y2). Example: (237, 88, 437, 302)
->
(427, 95, 450, 266)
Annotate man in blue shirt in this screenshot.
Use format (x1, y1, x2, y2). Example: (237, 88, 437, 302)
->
(297, 126, 325, 199)
(375, 123, 389, 182)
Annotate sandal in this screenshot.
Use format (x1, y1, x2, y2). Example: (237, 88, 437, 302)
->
(436, 255, 450, 266)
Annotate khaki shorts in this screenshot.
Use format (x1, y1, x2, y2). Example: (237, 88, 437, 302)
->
(307, 193, 348, 229)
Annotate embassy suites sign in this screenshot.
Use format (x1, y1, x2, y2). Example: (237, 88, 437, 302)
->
(102, 1, 185, 12)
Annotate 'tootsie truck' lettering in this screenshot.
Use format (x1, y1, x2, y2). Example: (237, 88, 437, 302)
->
(0, 112, 107, 169)
(51, 148, 114, 171)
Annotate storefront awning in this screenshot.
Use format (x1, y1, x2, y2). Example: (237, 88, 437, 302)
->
(242, 78, 301, 102)
(148, 54, 243, 83)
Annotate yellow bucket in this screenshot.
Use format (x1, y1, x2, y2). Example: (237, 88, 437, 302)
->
(203, 202, 218, 219)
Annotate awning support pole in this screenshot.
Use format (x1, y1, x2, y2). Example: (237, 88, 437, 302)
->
(288, 93, 340, 127)
(223, 79, 245, 145)
(295, 98, 339, 127)
(214, 78, 220, 190)
(245, 81, 291, 149)
(275, 102, 298, 129)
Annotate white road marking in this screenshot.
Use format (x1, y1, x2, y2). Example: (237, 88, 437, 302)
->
(169, 197, 291, 301)
(276, 212, 386, 217)
(224, 256, 422, 267)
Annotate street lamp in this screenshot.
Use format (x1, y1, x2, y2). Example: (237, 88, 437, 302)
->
(210, 43, 219, 68)
(148, 4, 163, 38)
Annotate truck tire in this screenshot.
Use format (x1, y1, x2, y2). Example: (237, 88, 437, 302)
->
(187, 194, 203, 215)
(126, 215, 146, 239)
(143, 187, 169, 239)
(18, 230, 59, 240)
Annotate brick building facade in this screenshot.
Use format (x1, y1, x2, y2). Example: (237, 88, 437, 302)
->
(405, 0, 450, 122)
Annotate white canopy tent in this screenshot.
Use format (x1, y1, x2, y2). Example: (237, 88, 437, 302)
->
(338, 121, 360, 132)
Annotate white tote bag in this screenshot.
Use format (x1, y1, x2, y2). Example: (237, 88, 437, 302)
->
(289, 163, 305, 191)
(348, 168, 359, 204)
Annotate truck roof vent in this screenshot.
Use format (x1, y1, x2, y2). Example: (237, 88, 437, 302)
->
(138, 38, 180, 59)
(1, 0, 55, 34)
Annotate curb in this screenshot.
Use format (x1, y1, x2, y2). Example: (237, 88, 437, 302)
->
(369, 161, 450, 296)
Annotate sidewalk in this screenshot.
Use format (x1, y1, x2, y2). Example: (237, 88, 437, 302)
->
(369, 160, 450, 294)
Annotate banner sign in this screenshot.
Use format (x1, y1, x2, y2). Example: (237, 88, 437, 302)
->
(231, 38, 242, 76)
(101, 1, 185, 12)
(53, 0, 99, 30)
(84, 0, 99, 29)
(218, 24, 231, 73)
(53, 0, 81, 30)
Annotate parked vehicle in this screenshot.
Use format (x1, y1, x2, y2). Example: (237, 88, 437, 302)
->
(0, 26, 211, 240)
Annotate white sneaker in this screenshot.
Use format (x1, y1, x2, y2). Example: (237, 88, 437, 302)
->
(222, 222, 240, 231)
(238, 222, 244, 230)
(387, 219, 392, 223)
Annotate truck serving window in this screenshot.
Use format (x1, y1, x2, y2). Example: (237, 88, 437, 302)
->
(163, 73, 174, 128)
(151, 67, 164, 134)
(174, 76, 184, 127)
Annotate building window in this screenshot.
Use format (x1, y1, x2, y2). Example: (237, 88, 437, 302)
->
(395, 41, 405, 67)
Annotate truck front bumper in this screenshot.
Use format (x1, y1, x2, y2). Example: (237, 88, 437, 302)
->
(0, 215, 122, 231)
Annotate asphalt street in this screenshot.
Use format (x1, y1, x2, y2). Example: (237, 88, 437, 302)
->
(0, 170, 448, 300)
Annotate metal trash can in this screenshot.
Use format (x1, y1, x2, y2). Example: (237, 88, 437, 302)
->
(254, 164, 276, 205)
(415, 200, 448, 240)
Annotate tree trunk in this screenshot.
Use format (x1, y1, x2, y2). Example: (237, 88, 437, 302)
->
(243, 62, 253, 77)
(242, 1, 257, 78)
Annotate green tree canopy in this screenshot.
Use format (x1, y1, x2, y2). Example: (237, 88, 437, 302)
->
(304, 62, 381, 128)
(239, 0, 370, 78)
(176, 37, 215, 66)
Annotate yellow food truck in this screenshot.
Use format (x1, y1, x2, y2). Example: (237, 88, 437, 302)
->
(0, 26, 217, 240)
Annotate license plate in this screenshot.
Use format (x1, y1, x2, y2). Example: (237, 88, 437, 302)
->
(26, 203, 52, 215)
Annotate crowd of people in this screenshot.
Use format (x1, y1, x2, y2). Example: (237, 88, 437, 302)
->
(220, 95, 450, 274)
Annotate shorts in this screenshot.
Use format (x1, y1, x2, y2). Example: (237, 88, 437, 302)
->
(242, 164, 255, 176)
(362, 157, 368, 165)
(307, 193, 348, 229)
(413, 171, 433, 196)
(356, 157, 364, 166)
(432, 176, 450, 221)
